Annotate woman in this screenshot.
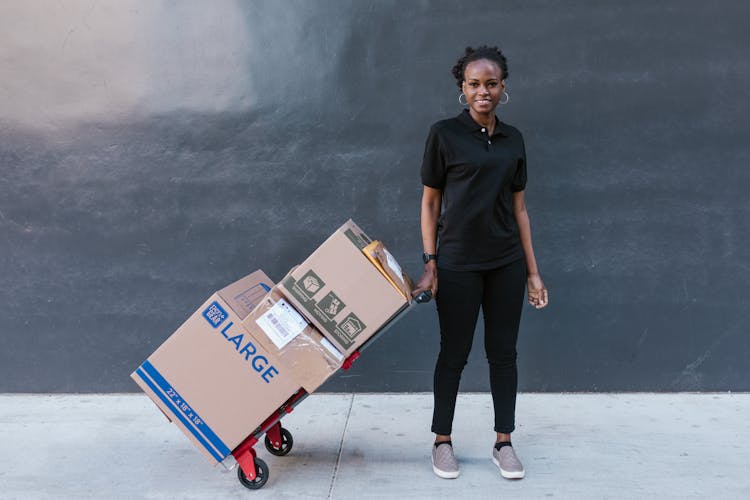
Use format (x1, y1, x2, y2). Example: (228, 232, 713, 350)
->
(413, 45, 548, 480)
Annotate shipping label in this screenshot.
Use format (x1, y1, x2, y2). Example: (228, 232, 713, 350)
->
(255, 298, 308, 350)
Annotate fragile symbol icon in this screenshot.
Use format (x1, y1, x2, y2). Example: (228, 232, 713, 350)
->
(303, 275, 321, 294)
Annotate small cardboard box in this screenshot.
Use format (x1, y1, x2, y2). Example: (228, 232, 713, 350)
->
(280, 220, 410, 356)
(131, 271, 300, 465)
(242, 286, 344, 393)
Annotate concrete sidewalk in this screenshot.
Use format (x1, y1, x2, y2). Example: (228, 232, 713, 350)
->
(1, 393, 748, 499)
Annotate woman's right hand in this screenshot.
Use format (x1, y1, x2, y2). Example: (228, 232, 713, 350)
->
(412, 261, 438, 299)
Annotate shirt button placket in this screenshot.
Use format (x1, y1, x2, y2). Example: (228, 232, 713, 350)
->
(481, 128, 491, 149)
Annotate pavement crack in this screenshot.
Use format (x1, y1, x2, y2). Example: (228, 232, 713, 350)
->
(328, 393, 355, 500)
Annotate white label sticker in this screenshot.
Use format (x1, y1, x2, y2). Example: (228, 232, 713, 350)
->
(320, 337, 344, 361)
(384, 249, 404, 284)
(256, 298, 308, 350)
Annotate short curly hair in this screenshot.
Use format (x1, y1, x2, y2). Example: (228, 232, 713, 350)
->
(451, 45, 509, 89)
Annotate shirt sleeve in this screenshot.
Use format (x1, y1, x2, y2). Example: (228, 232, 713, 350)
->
(510, 133, 527, 192)
(420, 125, 446, 189)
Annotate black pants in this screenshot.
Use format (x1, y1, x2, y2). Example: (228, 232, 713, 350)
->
(431, 258, 526, 435)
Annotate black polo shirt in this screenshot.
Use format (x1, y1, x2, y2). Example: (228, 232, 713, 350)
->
(421, 109, 527, 271)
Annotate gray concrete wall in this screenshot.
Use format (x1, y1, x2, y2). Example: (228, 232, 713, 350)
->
(1, 1, 748, 392)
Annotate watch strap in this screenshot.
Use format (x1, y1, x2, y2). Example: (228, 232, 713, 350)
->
(422, 252, 438, 264)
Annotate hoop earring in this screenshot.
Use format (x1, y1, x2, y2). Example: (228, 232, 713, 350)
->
(499, 91, 510, 105)
(458, 93, 468, 106)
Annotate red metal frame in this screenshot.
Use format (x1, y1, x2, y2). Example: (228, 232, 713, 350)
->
(231, 388, 308, 479)
(342, 350, 360, 370)
(265, 422, 282, 449)
(232, 437, 260, 480)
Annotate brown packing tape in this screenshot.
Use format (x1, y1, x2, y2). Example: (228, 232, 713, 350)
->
(362, 241, 413, 303)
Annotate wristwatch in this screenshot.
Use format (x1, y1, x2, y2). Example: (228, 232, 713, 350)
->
(422, 252, 438, 264)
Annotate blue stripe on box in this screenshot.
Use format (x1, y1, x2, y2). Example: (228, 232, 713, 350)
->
(140, 361, 231, 457)
(136, 361, 231, 461)
(135, 367, 223, 462)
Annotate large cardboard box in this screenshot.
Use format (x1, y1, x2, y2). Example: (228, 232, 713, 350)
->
(131, 271, 300, 465)
(242, 286, 344, 393)
(280, 220, 411, 356)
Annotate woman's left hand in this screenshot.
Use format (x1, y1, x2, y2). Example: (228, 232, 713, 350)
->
(527, 273, 548, 309)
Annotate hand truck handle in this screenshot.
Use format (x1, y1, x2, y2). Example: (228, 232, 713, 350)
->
(414, 290, 433, 304)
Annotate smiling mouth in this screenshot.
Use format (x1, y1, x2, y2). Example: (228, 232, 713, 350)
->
(476, 99, 492, 105)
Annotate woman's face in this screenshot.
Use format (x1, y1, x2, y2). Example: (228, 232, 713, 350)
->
(461, 59, 505, 115)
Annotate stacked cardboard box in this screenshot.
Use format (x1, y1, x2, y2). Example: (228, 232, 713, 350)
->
(280, 220, 412, 356)
(132, 220, 412, 465)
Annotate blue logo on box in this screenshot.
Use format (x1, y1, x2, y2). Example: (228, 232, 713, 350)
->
(202, 301, 228, 328)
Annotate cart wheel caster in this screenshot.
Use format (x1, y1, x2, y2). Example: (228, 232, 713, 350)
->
(265, 427, 293, 456)
(237, 457, 269, 490)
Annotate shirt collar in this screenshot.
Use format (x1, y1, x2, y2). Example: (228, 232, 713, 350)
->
(457, 109, 509, 137)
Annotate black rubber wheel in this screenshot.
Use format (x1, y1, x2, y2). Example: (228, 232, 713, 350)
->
(237, 457, 269, 490)
(264, 427, 293, 456)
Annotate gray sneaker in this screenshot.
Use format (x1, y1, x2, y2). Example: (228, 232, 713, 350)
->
(492, 444, 525, 479)
(432, 442, 460, 479)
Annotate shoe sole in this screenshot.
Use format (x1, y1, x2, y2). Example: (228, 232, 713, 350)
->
(432, 458, 460, 479)
(492, 456, 525, 479)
